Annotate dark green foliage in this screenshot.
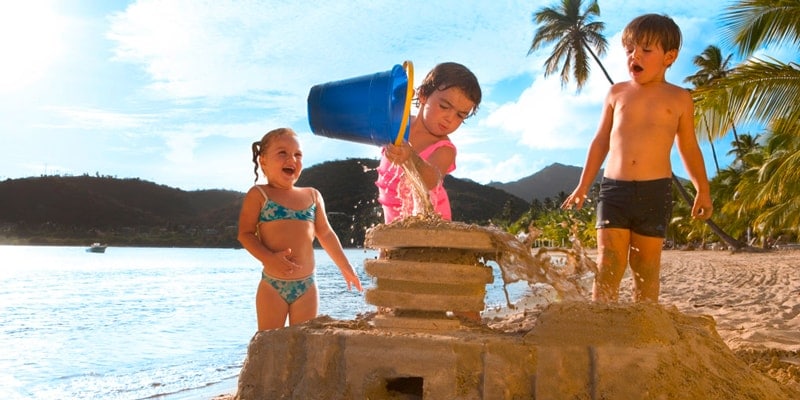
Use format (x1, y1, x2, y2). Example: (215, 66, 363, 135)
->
(0, 159, 528, 248)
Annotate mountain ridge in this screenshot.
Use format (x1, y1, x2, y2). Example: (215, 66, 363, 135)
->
(4, 158, 586, 247)
(488, 162, 601, 203)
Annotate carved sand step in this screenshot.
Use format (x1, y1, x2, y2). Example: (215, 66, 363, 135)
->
(363, 221, 499, 330)
(365, 259, 493, 310)
(365, 259, 494, 284)
(363, 259, 494, 330)
(365, 226, 495, 252)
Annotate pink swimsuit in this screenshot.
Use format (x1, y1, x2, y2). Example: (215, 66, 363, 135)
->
(375, 140, 456, 223)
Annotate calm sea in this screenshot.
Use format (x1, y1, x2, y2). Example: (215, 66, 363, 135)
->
(0, 245, 522, 400)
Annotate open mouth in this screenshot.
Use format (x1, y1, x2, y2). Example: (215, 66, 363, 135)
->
(632, 64, 644, 73)
(282, 167, 296, 175)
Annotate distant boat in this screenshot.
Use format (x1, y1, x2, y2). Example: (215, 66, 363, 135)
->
(86, 243, 108, 253)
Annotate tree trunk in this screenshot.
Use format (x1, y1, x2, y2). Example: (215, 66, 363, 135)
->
(731, 123, 741, 158)
(671, 174, 745, 250)
(584, 46, 614, 85)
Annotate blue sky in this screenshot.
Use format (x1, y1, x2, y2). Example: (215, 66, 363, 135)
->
(0, 0, 792, 192)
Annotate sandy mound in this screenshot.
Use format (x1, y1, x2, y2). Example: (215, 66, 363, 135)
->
(489, 301, 798, 399)
(218, 244, 800, 399)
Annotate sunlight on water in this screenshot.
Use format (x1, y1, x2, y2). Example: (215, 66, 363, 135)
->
(0, 246, 379, 400)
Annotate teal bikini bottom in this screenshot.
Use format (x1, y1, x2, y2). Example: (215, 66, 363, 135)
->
(261, 272, 315, 304)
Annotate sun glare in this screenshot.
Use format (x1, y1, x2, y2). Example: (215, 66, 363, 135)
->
(0, 2, 67, 93)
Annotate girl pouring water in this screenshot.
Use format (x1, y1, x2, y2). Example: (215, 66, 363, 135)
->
(376, 62, 482, 223)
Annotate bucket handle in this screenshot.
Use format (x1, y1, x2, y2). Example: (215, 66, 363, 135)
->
(394, 60, 414, 146)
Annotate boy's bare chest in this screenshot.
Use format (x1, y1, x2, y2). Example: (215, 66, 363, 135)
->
(614, 92, 680, 130)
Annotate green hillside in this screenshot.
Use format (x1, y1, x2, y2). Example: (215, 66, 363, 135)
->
(0, 159, 528, 248)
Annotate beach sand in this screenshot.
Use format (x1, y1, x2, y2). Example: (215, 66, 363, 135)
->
(214, 248, 800, 399)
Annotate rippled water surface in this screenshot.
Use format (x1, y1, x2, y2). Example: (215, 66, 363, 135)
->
(0, 245, 521, 399)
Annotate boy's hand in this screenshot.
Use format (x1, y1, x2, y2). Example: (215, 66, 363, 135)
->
(561, 190, 588, 210)
(692, 194, 713, 220)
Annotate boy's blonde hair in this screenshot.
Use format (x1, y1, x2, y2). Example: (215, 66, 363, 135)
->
(621, 14, 682, 54)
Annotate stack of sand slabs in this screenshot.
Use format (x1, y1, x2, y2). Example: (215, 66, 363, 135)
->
(364, 217, 496, 330)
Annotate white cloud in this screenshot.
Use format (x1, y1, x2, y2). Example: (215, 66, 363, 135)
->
(0, 1, 69, 93)
(105, 1, 535, 103)
(0, 1, 758, 191)
(43, 106, 158, 130)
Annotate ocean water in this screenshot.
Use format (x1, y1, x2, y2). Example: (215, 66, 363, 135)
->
(0, 245, 523, 400)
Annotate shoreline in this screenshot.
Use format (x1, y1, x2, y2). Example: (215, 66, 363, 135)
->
(156, 377, 237, 400)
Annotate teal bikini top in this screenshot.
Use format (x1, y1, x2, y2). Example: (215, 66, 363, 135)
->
(255, 186, 316, 223)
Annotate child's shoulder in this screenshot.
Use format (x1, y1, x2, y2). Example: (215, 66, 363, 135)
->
(611, 80, 690, 98)
(294, 186, 321, 199)
(247, 184, 268, 193)
(246, 184, 269, 200)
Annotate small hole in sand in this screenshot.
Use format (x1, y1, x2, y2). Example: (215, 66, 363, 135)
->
(385, 376, 423, 399)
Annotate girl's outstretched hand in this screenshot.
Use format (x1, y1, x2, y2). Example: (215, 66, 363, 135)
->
(342, 268, 363, 292)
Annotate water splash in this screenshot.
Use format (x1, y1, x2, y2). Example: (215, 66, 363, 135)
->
(384, 157, 595, 309)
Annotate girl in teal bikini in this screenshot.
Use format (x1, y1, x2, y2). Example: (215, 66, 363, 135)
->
(237, 128, 363, 331)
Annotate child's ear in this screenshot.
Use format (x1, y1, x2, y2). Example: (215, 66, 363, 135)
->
(417, 92, 429, 105)
(665, 49, 678, 67)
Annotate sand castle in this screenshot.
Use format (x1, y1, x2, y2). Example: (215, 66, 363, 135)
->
(234, 218, 797, 399)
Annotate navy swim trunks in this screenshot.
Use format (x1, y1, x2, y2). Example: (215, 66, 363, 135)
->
(596, 177, 673, 238)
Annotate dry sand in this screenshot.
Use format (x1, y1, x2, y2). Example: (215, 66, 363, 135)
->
(216, 248, 800, 399)
(660, 248, 800, 392)
(485, 248, 800, 395)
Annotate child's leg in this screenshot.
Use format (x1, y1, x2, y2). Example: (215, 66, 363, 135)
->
(256, 280, 289, 330)
(593, 228, 631, 302)
(628, 233, 665, 302)
(287, 284, 319, 326)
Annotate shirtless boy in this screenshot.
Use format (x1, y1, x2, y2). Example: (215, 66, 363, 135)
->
(562, 14, 713, 302)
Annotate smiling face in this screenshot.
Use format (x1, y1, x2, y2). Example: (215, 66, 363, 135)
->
(417, 86, 476, 137)
(259, 133, 303, 188)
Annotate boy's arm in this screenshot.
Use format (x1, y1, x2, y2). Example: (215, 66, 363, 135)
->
(563, 92, 614, 210)
(675, 92, 713, 220)
(312, 189, 363, 291)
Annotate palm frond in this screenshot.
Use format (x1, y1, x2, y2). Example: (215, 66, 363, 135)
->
(693, 58, 800, 129)
(528, 0, 609, 90)
(721, 0, 800, 56)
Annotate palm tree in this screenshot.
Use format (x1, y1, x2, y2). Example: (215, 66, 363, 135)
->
(727, 133, 761, 169)
(684, 45, 741, 170)
(685, 45, 734, 87)
(528, 0, 612, 90)
(528, 0, 746, 249)
(723, 125, 800, 246)
(699, 0, 800, 129)
(694, 0, 800, 243)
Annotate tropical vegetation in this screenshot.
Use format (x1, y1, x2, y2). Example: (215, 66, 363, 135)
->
(519, 0, 800, 250)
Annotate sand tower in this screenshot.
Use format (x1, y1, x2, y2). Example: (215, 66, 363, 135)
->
(363, 217, 497, 330)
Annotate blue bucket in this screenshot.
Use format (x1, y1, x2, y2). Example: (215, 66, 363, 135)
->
(307, 63, 412, 146)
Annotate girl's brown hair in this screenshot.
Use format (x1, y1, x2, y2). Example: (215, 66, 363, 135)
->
(250, 127, 297, 183)
(416, 62, 482, 118)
